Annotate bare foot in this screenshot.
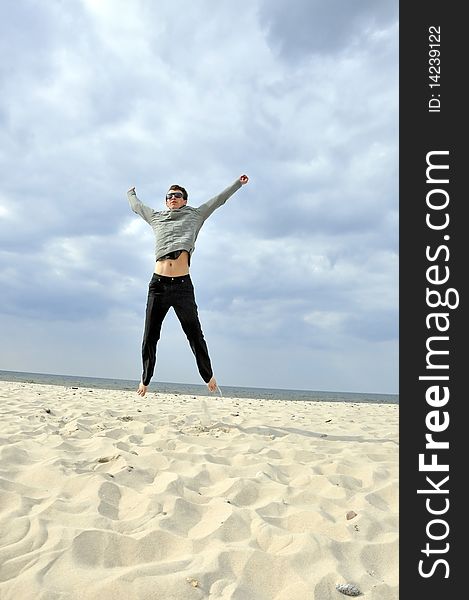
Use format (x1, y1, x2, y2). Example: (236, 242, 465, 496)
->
(137, 382, 148, 397)
(207, 376, 218, 393)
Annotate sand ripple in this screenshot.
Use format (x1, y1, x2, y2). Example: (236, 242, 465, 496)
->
(0, 381, 398, 599)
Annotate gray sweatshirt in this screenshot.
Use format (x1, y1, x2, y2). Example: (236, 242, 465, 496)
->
(127, 179, 242, 261)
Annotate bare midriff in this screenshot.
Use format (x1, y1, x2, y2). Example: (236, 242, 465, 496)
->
(154, 250, 190, 277)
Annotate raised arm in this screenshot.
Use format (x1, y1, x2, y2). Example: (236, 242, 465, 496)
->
(197, 174, 249, 221)
(127, 187, 155, 224)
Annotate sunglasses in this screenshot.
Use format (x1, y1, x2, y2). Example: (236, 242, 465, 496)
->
(166, 192, 184, 200)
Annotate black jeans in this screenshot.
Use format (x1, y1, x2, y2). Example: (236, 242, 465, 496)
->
(141, 273, 213, 386)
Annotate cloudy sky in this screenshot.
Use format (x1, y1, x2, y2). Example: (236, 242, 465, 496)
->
(0, 0, 398, 394)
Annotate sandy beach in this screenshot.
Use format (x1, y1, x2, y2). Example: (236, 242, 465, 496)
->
(0, 381, 398, 600)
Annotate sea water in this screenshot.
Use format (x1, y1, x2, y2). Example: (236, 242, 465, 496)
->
(0, 370, 398, 404)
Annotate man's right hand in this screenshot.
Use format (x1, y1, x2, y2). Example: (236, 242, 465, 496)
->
(128, 186, 135, 193)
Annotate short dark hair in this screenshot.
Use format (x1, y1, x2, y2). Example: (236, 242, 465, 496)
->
(168, 184, 188, 200)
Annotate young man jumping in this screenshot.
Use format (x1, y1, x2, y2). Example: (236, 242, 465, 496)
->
(127, 174, 249, 397)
